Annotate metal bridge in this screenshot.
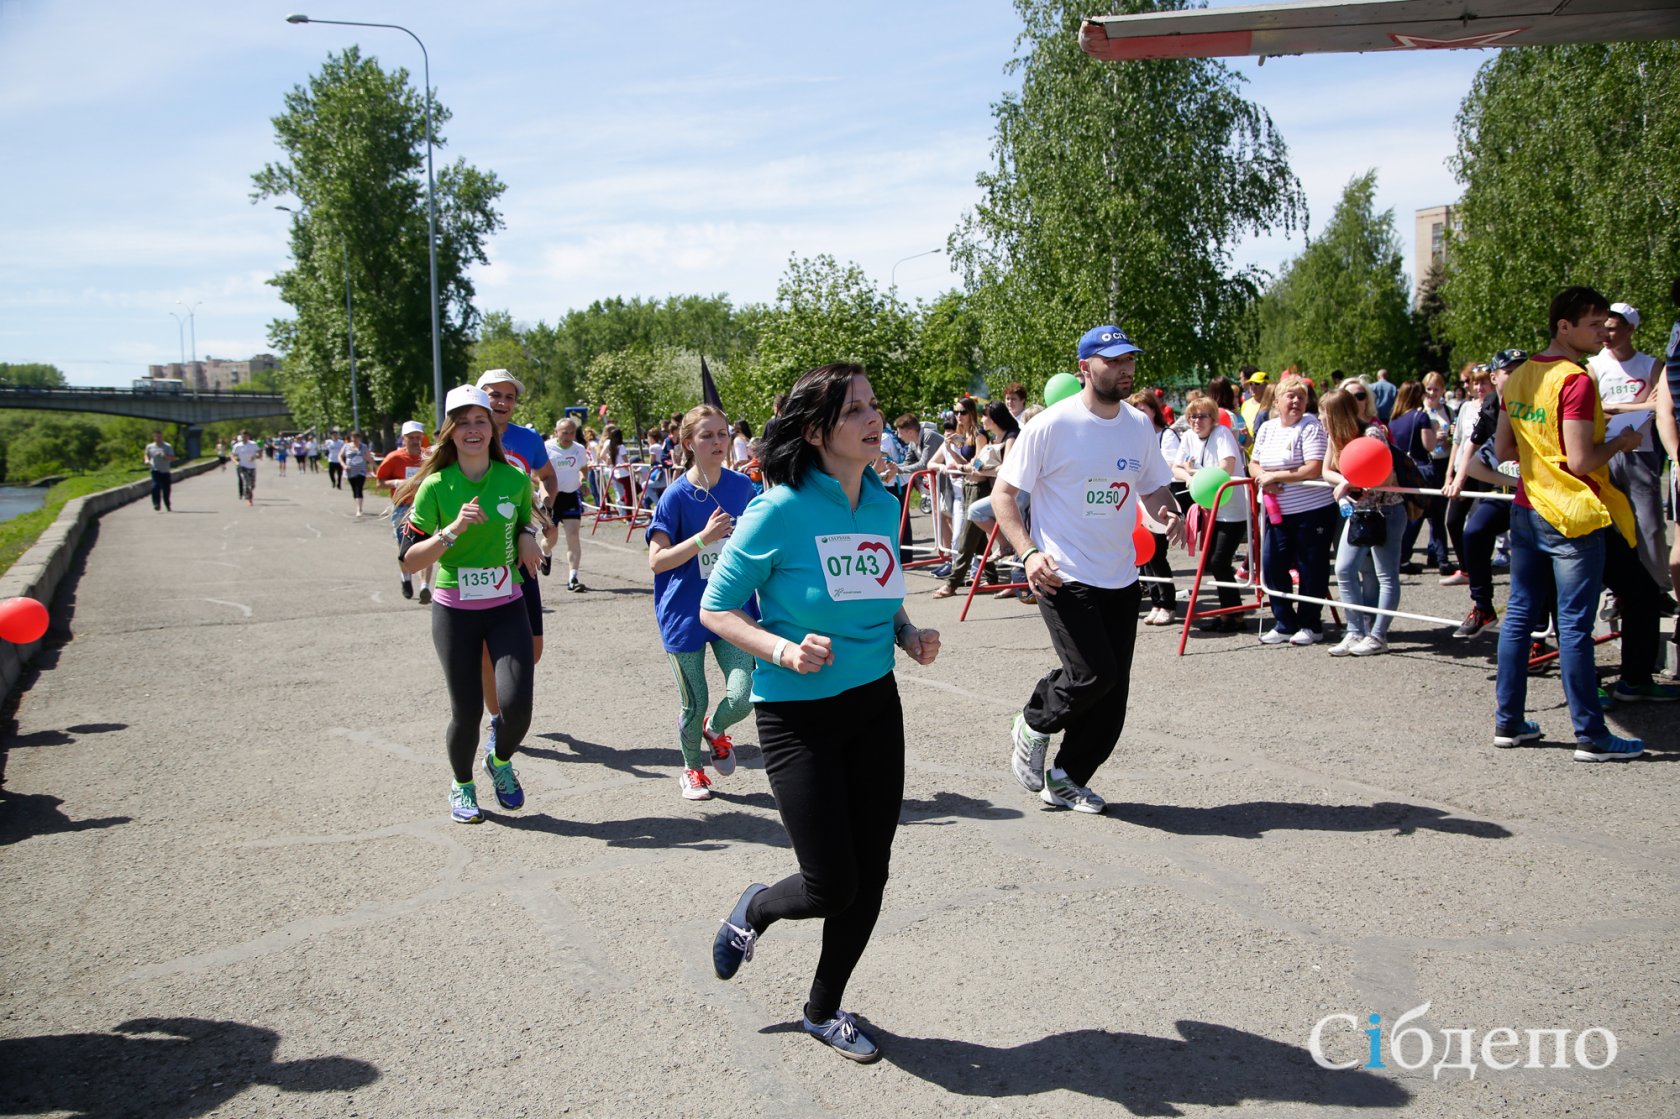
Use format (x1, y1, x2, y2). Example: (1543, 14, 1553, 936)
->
(0, 386, 292, 458)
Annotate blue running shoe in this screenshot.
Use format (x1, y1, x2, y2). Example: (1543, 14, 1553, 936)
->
(1492, 720, 1542, 748)
(450, 782, 484, 824)
(802, 1009, 880, 1063)
(484, 750, 525, 811)
(713, 882, 767, 980)
(1611, 680, 1680, 703)
(1574, 733, 1645, 762)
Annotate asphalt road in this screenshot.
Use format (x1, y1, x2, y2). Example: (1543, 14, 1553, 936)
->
(1, 460, 1675, 1118)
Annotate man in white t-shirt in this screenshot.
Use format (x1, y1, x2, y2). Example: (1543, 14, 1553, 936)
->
(143, 431, 176, 512)
(1589, 301, 1670, 594)
(323, 432, 346, 489)
(992, 324, 1182, 814)
(545, 417, 590, 590)
(230, 431, 262, 506)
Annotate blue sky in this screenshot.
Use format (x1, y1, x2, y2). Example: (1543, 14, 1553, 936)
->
(0, 0, 1487, 386)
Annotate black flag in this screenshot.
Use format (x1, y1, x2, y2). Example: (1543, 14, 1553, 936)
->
(700, 355, 724, 412)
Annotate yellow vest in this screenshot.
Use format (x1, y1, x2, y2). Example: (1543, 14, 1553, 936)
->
(1503, 356, 1635, 544)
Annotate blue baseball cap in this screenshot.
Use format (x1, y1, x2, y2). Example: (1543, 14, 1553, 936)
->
(1077, 325, 1143, 361)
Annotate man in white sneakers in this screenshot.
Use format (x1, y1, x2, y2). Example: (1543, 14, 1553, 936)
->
(992, 324, 1182, 813)
(230, 431, 262, 505)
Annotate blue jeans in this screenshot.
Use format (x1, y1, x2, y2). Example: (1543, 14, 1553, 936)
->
(1335, 502, 1406, 639)
(1495, 505, 1605, 740)
(1261, 502, 1337, 634)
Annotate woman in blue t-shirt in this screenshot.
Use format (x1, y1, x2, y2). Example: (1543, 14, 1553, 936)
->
(698, 363, 940, 1064)
(646, 405, 760, 802)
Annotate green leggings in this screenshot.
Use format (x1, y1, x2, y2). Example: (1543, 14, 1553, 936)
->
(667, 641, 755, 769)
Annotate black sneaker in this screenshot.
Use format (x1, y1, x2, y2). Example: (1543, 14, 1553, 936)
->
(540, 555, 552, 577)
(1454, 606, 1497, 639)
(568, 577, 587, 592)
(401, 579, 414, 600)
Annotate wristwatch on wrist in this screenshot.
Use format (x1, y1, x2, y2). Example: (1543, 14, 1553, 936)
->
(438, 528, 457, 546)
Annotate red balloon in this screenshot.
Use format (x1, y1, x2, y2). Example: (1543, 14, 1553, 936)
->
(0, 597, 48, 644)
(1132, 519, 1157, 565)
(1340, 436, 1392, 490)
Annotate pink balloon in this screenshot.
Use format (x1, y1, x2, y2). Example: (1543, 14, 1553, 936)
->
(0, 597, 48, 644)
(1340, 436, 1392, 490)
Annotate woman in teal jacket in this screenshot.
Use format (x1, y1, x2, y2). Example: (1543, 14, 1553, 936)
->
(699, 363, 940, 1064)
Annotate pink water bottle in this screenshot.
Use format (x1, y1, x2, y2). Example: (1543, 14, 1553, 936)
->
(1262, 492, 1283, 525)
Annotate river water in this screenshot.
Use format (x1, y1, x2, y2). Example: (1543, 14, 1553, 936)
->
(0, 485, 48, 523)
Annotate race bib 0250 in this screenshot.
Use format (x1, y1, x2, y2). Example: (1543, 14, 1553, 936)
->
(1083, 477, 1131, 517)
(814, 533, 904, 601)
(456, 565, 513, 601)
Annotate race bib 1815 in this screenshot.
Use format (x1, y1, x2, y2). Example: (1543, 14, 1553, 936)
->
(814, 533, 904, 601)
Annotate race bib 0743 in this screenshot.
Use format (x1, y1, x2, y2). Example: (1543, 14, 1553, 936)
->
(456, 565, 513, 601)
(815, 533, 904, 601)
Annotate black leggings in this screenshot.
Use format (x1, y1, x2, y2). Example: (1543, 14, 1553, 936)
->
(348, 475, 366, 499)
(328, 462, 343, 488)
(747, 672, 904, 1023)
(430, 598, 533, 782)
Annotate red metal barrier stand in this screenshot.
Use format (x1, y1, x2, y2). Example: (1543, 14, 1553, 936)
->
(898, 468, 952, 571)
(1176, 477, 1265, 656)
(958, 522, 1030, 622)
(624, 466, 656, 542)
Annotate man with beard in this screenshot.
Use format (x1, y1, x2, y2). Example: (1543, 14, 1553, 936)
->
(991, 325, 1182, 814)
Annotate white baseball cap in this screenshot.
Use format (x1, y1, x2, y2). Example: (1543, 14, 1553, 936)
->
(475, 368, 525, 394)
(443, 384, 493, 415)
(1608, 302, 1640, 329)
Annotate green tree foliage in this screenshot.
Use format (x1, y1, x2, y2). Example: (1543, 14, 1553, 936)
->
(1254, 172, 1417, 379)
(738, 255, 916, 419)
(1443, 42, 1680, 361)
(580, 346, 703, 443)
(3, 417, 103, 481)
(253, 47, 506, 437)
(1414, 259, 1453, 377)
(950, 0, 1305, 394)
(913, 290, 987, 415)
(0, 363, 68, 388)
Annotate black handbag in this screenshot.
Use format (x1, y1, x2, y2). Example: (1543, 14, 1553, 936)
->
(1347, 507, 1387, 547)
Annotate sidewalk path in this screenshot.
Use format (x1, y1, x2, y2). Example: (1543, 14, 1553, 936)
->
(1, 461, 1674, 1117)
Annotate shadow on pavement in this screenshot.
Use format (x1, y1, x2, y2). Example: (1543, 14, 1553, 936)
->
(867, 1019, 1410, 1113)
(0, 790, 131, 847)
(487, 808, 791, 851)
(902, 791, 1025, 825)
(1105, 800, 1511, 840)
(0, 1016, 378, 1118)
(525, 732, 676, 779)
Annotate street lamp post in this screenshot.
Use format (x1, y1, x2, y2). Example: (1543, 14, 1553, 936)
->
(276, 204, 360, 431)
(890, 247, 943, 290)
(167, 312, 186, 365)
(287, 13, 443, 429)
(176, 300, 203, 363)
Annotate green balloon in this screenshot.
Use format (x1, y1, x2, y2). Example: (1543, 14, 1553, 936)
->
(1189, 465, 1233, 510)
(1044, 372, 1082, 407)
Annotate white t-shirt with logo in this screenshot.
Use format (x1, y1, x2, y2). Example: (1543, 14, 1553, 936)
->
(1588, 348, 1658, 452)
(231, 441, 263, 469)
(545, 439, 588, 493)
(997, 397, 1172, 589)
(1177, 424, 1247, 523)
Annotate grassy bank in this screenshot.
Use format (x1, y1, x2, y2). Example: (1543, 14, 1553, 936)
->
(0, 469, 148, 577)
